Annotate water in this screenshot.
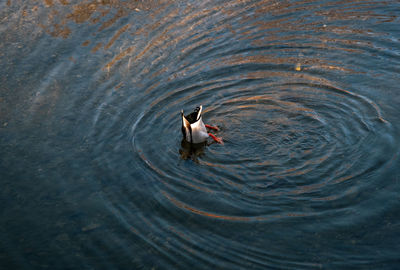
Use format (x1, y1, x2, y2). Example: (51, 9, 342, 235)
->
(1, 0, 400, 269)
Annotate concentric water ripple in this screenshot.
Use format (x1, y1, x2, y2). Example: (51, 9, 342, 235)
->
(131, 70, 394, 222)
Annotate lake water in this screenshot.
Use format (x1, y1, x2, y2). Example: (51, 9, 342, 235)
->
(1, 0, 400, 269)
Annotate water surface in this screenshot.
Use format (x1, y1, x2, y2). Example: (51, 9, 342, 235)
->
(1, 0, 400, 269)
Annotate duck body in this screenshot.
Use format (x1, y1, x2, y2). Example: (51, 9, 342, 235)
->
(181, 106, 209, 144)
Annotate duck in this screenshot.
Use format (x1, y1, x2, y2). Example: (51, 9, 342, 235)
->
(181, 105, 223, 144)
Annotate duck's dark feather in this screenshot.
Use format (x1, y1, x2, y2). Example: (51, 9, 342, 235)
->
(185, 107, 201, 124)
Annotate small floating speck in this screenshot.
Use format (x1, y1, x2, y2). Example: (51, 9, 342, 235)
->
(82, 223, 101, 232)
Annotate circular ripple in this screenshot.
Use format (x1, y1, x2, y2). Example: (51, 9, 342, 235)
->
(131, 72, 393, 221)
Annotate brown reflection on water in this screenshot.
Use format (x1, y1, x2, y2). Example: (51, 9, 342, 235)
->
(162, 191, 252, 221)
(163, 190, 311, 222)
(6, 0, 169, 58)
(103, 4, 210, 70)
(237, 0, 396, 62)
(104, 23, 130, 49)
(104, 45, 136, 70)
(315, 1, 396, 24)
(200, 52, 357, 78)
(39, 0, 158, 37)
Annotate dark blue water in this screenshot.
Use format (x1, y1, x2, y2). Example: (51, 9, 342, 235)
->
(1, 0, 400, 269)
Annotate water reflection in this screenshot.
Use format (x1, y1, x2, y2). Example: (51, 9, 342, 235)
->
(1, 0, 400, 269)
(39, 0, 157, 38)
(179, 140, 207, 162)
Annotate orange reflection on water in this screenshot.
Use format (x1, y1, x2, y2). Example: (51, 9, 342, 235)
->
(163, 191, 252, 221)
(138, 150, 165, 177)
(33, 0, 165, 42)
(104, 45, 136, 70)
(104, 23, 130, 50)
(163, 190, 309, 222)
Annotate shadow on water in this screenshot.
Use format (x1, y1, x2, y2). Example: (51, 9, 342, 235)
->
(1, 0, 400, 269)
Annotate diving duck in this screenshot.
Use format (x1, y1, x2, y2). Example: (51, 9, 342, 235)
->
(181, 105, 223, 144)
